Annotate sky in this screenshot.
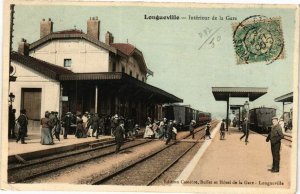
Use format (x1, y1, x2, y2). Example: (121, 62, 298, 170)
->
(11, 4, 297, 118)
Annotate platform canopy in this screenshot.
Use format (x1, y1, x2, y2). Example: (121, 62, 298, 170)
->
(274, 92, 293, 103)
(212, 87, 268, 101)
(230, 105, 244, 110)
(212, 87, 268, 130)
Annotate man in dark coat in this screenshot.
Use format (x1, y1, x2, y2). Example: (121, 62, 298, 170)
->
(189, 120, 196, 139)
(9, 107, 16, 139)
(165, 120, 174, 145)
(240, 118, 249, 144)
(113, 122, 124, 153)
(220, 119, 226, 140)
(96, 115, 105, 139)
(266, 117, 284, 173)
(62, 112, 72, 139)
(110, 115, 119, 136)
(16, 109, 28, 144)
(91, 113, 100, 138)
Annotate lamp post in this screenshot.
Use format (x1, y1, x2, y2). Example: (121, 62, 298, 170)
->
(8, 92, 15, 107)
(244, 101, 250, 143)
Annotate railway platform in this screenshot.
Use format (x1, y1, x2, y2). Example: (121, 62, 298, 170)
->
(8, 133, 115, 164)
(175, 125, 292, 189)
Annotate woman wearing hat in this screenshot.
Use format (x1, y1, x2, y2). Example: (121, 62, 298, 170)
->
(40, 111, 54, 145)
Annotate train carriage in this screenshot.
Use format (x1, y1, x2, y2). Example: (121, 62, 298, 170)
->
(164, 105, 211, 130)
(248, 107, 276, 133)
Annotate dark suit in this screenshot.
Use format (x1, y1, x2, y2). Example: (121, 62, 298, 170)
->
(189, 123, 196, 139)
(166, 123, 174, 145)
(266, 124, 284, 171)
(113, 125, 124, 153)
(220, 122, 225, 140)
(240, 121, 249, 142)
(16, 114, 28, 143)
(63, 115, 72, 139)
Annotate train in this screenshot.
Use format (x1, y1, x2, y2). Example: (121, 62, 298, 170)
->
(248, 107, 276, 133)
(163, 104, 211, 130)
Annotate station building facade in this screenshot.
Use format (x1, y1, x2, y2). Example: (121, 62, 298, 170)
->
(10, 17, 182, 132)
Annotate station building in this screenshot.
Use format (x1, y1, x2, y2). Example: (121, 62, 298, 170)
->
(10, 17, 182, 132)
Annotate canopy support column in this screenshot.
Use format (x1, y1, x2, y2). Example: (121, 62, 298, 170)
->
(95, 85, 98, 113)
(282, 102, 285, 118)
(226, 98, 229, 131)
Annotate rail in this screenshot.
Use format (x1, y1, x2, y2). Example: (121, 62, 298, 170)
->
(92, 121, 218, 185)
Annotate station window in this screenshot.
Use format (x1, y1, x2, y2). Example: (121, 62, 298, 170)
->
(129, 70, 133, 76)
(122, 66, 125, 73)
(136, 74, 139, 80)
(64, 59, 72, 67)
(112, 62, 116, 72)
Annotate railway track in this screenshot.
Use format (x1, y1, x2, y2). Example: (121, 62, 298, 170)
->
(8, 139, 151, 183)
(93, 121, 218, 186)
(8, 120, 218, 183)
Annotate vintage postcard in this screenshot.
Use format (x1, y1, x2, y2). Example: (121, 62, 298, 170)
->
(0, 1, 299, 193)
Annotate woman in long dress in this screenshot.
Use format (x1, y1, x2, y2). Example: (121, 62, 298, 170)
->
(40, 111, 54, 145)
(143, 124, 154, 139)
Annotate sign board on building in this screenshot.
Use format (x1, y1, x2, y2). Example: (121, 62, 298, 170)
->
(61, 96, 68, 101)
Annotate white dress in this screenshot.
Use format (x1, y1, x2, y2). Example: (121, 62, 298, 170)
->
(143, 126, 154, 138)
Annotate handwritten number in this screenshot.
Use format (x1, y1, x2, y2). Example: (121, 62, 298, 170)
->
(209, 38, 215, 48)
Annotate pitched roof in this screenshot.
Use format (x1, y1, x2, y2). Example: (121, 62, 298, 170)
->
(111, 43, 147, 74)
(110, 43, 136, 56)
(53, 29, 84, 35)
(28, 30, 147, 73)
(11, 51, 73, 80)
(29, 31, 120, 56)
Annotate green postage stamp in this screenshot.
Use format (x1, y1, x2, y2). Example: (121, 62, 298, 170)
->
(233, 16, 285, 65)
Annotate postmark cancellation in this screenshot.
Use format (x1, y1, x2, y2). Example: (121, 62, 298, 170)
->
(232, 16, 285, 65)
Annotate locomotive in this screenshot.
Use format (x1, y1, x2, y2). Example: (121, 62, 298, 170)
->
(248, 107, 276, 133)
(163, 104, 211, 130)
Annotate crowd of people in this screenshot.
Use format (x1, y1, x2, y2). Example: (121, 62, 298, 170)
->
(9, 108, 213, 153)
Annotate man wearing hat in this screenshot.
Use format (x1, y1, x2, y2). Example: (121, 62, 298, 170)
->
(266, 117, 284, 173)
(113, 121, 124, 153)
(240, 118, 249, 144)
(62, 112, 72, 139)
(16, 109, 28, 144)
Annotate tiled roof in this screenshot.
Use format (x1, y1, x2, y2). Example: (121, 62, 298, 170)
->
(111, 43, 147, 74)
(11, 51, 73, 80)
(29, 32, 119, 55)
(110, 43, 136, 56)
(53, 29, 84, 35)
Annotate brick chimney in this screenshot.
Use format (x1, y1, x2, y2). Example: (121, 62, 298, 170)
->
(105, 31, 114, 45)
(40, 18, 53, 38)
(18, 38, 29, 56)
(87, 17, 100, 40)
